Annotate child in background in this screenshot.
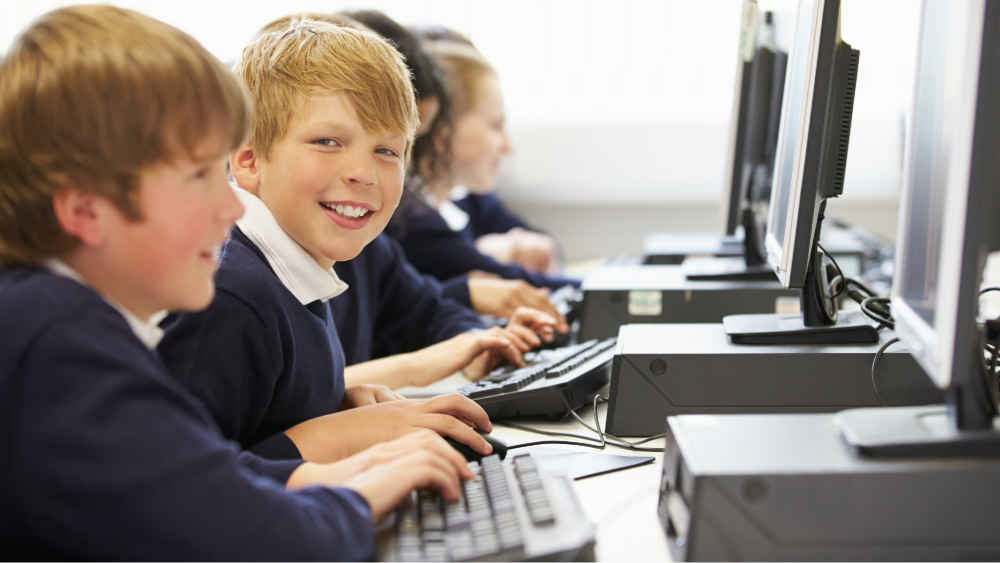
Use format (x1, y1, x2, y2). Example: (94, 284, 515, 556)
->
(158, 18, 512, 463)
(387, 39, 581, 292)
(343, 10, 568, 321)
(0, 6, 470, 559)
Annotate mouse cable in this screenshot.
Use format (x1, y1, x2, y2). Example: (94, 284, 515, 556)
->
(501, 395, 663, 453)
(558, 393, 663, 452)
(871, 337, 900, 407)
(506, 394, 606, 452)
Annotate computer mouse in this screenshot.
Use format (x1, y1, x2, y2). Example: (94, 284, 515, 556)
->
(443, 429, 508, 462)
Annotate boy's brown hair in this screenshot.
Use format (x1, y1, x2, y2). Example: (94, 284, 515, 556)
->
(234, 17, 419, 162)
(0, 5, 249, 268)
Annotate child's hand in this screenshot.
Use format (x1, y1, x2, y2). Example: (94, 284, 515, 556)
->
(507, 306, 569, 343)
(283, 393, 494, 464)
(404, 327, 525, 387)
(286, 428, 473, 521)
(508, 228, 560, 274)
(468, 278, 565, 322)
(340, 384, 404, 410)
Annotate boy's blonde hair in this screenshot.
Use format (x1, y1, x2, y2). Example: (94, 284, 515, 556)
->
(255, 12, 365, 39)
(0, 5, 249, 268)
(234, 17, 419, 162)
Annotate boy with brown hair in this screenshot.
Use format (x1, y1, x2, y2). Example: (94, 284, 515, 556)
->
(0, 6, 472, 559)
(159, 17, 531, 463)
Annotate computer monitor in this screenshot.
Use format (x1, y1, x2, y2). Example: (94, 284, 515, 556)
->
(684, 6, 788, 280)
(722, 0, 868, 344)
(838, 0, 1000, 456)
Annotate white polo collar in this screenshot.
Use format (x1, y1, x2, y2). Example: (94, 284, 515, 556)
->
(232, 185, 349, 305)
(425, 186, 470, 232)
(43, 259, 166, 350)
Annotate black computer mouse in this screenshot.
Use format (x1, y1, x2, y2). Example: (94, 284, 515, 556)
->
(443, 429, 508, 462)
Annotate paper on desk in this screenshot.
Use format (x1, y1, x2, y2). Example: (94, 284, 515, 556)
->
(514, 446, 654, 481)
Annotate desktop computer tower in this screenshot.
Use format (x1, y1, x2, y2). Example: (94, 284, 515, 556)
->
(659, 413, 1000, 561)
(643, 228, 869, 277)
(605, 323, 943, 436)
(577, 265, 799, 341)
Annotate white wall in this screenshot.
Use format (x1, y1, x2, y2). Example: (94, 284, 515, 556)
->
(0, 0, 919, 257)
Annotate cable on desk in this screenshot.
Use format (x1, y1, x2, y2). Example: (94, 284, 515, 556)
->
(871, 337, 900, 407)
(562, 394, 663, 452)
(497, 394, 664, 453)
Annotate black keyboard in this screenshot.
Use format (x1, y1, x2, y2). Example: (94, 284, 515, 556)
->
(377, 454, 595, 562)
(457, 338, 618, 418)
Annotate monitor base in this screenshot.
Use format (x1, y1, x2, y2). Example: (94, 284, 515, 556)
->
(723, 309, 879, 345)
(681, 257, 777, 282)
(837, 405, 1000, 457)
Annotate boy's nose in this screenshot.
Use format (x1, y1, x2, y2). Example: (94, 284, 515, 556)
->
(342, 151, 378, 187)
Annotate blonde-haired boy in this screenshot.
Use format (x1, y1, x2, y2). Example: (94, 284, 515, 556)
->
(0, 6, 473, 559)
(159, 17, 529, 464)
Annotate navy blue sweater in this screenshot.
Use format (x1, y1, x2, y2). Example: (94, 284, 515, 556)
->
(453, 193, 530, 239)
(160, 228, 345, 460)
(387, 201, 580, 298)
(0, 266, 372, 561)
(331, 234, 484, 365)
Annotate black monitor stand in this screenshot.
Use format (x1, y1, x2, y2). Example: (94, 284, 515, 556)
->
(685, 165, 779, 283)
(722, 200, 879, 345)
(837, 335, 1000, 457)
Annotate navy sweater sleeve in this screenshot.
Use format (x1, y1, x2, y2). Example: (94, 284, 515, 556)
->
(440, 275, 473, 307)
(388, 205, 581, 291)
(0, 277, 372, 561)
(160, 290, 296, 460)
(455, 193, 531, 238)
(332, 235, 484, 364)
(371, 235, 484, 359)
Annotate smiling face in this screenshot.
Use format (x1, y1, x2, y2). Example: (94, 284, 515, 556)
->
(231, 90, 406, 268)
(245, 90, 406, 269)
(103, 141, 244, 317)
(448, 75, 511, 194)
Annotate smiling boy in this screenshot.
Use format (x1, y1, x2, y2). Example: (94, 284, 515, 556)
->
(0, 7, 474, 559)
(159, 18, 517, 464)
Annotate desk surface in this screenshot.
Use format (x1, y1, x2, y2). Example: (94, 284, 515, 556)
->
(490, 402, 672, 562)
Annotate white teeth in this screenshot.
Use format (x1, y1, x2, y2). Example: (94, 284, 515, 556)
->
(322, 202, 370, 219)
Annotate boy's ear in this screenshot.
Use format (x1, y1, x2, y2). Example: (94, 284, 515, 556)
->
(52, 189, 109, 248)
(230, 143, 261, 195)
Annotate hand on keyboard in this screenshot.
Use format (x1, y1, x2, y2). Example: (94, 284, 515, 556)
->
(287, 428, 473, 522)
(283, 393, 495, 464)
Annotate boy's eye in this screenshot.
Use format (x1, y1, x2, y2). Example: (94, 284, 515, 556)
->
(314, 139, 340, 147)
(375, 147, 399, 157)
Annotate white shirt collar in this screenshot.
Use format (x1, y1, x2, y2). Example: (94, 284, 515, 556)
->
(43, 259, 166, 350)
(232, 185, 349, 305)
(425, 187, 470, 233)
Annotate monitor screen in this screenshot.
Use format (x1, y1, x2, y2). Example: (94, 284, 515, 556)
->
(764, 0, 814, 280)
(892, 0, 984, 389)
(896, 0, 959, 332)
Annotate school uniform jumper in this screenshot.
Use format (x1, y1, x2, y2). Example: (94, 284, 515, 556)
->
(0, 266, 372, 561)
(386, 199, 580, 305)
(331, 233, 485, 365)
(160, 188, 350, 460)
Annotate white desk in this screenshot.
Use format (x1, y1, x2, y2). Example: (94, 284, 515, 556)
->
(490, 402, 672, 562)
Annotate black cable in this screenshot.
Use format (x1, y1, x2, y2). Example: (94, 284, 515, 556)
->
(818, 243, 846, 298)
(871, 337, 900, 407)
(507, 440, 605, 451)
(499, 393, 664, 453)
(980, 287, 1000, 296)
(860, 296, 894, 330)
